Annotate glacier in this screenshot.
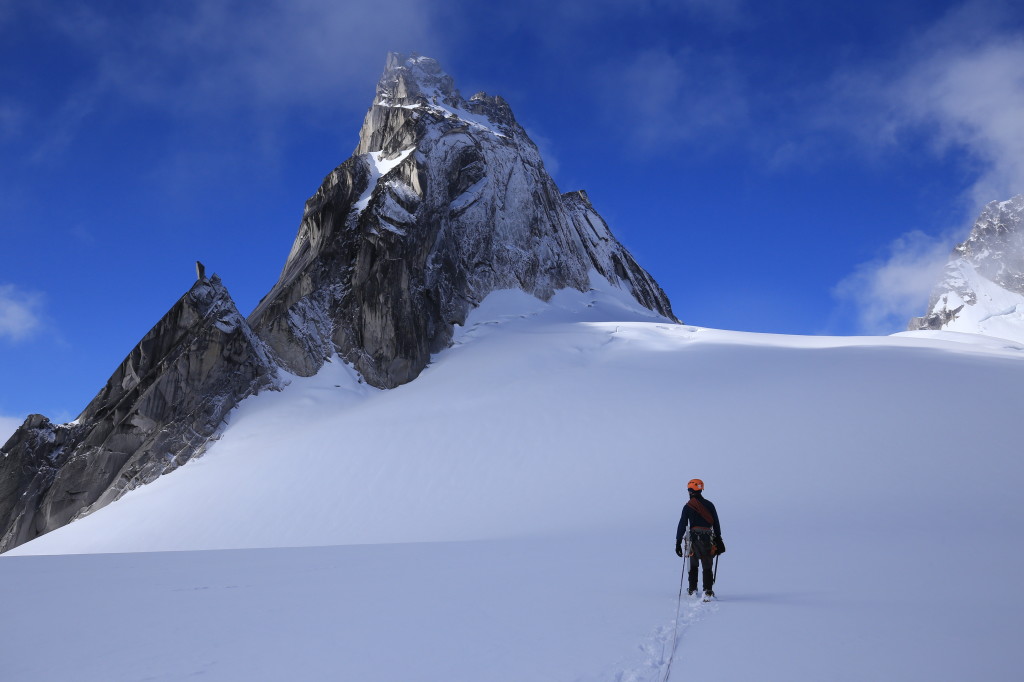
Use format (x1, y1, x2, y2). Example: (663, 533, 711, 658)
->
(4, 282, 1024, 681)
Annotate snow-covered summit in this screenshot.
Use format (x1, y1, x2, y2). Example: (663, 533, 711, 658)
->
(355, 53, 514, 159)
(375, 53, 461, 107)
(908, 194, 1024, 342)
(367, 53, 514, 139)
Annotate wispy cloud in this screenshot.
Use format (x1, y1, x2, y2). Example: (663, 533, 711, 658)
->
(828, 1, 1024, 212)
(0, 0, 15, 28)
(0, 100, 25, 140)
(0, 284, 44, 342)
(833, 231, 955, 335)
(69, 225, 96, 245)
(23, 0, 440, 158)
(554, 0, 746, 24)
(598, 47, 750, 152)
(524, 127, 561, 178)
(674, 0, 746, 24)
(894, 38, 1024, 208)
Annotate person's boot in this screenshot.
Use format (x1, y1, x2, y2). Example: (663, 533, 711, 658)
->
(703, 589, 715, 601)
(687, 585, 698, 596)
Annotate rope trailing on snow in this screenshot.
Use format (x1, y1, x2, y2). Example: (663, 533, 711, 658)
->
(661, 553, 688, 682)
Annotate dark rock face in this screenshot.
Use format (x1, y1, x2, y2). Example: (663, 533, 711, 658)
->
(1, 52, 678, 553)
(562, 190, 675, 320)
(0, 277, 280, 552)
(250, 52, 677, 388)
(0, 416, 78, 551)
(907, 304, 965, 331)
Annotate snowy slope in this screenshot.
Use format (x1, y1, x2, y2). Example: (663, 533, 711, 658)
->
(4, 280, 1024, 680)
(918, 259, 1024, 341)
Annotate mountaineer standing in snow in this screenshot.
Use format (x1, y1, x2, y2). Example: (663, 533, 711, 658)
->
(675, 479, 725, 599)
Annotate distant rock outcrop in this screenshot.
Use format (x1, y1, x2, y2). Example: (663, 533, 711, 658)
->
(908, 195, 1024, 341)
(0, 277, 280, 552)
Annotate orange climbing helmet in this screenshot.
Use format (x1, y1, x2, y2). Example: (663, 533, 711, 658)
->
(687, 478, 704, 491)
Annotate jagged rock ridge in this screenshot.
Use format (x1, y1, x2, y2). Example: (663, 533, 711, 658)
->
(908, 194, 1024, 341)
(0, 277, 280, 551)
(1, 53, 677, 553)
(248, 52, 676, 388)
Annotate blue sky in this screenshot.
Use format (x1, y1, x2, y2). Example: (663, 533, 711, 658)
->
(2, 0, 1024, 427)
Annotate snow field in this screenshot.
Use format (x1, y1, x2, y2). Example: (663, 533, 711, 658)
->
(2, 534, 687, 681)
(5, 281, 1024, 680)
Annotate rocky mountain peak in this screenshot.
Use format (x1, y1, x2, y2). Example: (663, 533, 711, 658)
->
(376, 52, 459, 107)
(372, 53, 517, 124)
(356, 52, 517, 158)
(254, 52, 677, 391)
(953, 194, 1024, 294)
(908, 194, 1024, 340)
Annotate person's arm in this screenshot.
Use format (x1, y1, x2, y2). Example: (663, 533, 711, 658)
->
(676, 506, 689, 542)
(675, 507, 688, 556)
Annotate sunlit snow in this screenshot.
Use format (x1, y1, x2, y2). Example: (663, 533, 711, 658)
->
(4, 279, 1024, 680)
(932, 260, 1024, 343)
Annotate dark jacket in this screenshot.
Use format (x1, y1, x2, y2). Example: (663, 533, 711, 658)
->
(676, 493, 721, 541)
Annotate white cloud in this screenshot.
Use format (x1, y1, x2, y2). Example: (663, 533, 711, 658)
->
(833, 231, 955, 334)
(59, 0, 437, 108)
(0, 415, 23, 445)
(599, 48, 750, 151)
(828, 1, 1024, 212)
(895, 37, 1024, 207)
(0, 284, 44, 342)
(25, 0, 441, 158)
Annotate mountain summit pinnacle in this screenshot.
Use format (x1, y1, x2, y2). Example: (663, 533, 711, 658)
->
(355, 52, 516, 157)
(250, 52, 677, 388)
(374, 53, 461, 106)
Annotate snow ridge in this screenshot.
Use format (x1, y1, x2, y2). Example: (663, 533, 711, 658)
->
(0, 275, 283, 552)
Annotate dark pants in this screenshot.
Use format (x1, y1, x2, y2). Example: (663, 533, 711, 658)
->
(688, 531, 715, 592)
